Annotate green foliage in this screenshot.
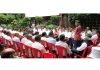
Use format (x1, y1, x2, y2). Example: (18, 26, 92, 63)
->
(46, 20, 53, 25)
(50, 16, 60, 25)
(0, 14, 31, 29)
(35, 16, 43, 24)
(46, 24, 55, 29)
(14, 17, 31, 28)
(69, 14, 89, 25)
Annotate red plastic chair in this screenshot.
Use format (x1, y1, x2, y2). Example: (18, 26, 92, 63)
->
(24, 45, 33, 58)
(86, 45, 93, 56)
(41, 40, 47, 49)
(43, 53, 56, 58)
(3, 38, 7, 46)
(12, 41, 20, 56)
(75, 45, 93, 58)
(11, 34, 14, 38)
(0, 37, 3, 44)
(55, 46, 69, 58)
(5, 39, 13, 48)
(92, 40, 97, 46)
(47, 42, 55, 53)
(31, 48, 43, 58)
(19, 35, 24, 41)
(17, 42, 25, 57)
(31, 39, 35, 43)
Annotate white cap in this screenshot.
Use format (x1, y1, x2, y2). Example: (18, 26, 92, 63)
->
(88, 47, 100, 58)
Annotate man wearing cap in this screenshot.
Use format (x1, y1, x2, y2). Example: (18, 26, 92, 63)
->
(72, 34, 93, 56)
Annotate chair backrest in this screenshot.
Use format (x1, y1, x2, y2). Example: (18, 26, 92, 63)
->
(11, 34, 14, 38)
(41, 40, 47, 48)
(19, 35, 24, 41)
(3, 38, 7, 45)
(81, 45, 93, 58)
(86, 45, 93, 56)
(12, 41, 18, 51)
(55, 45, 68, 58)
(92, 40, 97, 46)
(43, 53, 56, 58)
(47, 42, 55, 53)
(24, 45, 33, 58)
(17, 42, 25, 57)
(31, 39, 35, 43)
(5, 39, 12, 47)
(0, 37, 3, 44)
(31, 48, 43, 58)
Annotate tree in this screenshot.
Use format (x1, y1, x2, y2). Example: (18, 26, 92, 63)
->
(35, 16, 43, 25)
(0, 14, 31, 29)
(50, 16, 60, 25)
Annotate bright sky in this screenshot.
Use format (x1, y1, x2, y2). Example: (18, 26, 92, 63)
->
(0, 0, 100, 17)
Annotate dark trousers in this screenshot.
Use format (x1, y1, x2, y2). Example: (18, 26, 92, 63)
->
(73, 40, 82, 49)
(71, 49, 83, 58)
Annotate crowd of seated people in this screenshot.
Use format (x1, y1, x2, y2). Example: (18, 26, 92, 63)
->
(0, 24, 100, 58)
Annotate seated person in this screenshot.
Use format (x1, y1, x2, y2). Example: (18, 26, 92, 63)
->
(71, 34, 92, 57)
(24, 34, 34, 47)
(21, 32, 28, 44)
(54, 35, 59, 42)
(32, 32, 39, 39)
(88, 47, 100, 58)
(5, 31, 13, 45)
(55, 34, 72, 55)
(12, 33, 20, 42)
(47, 31, 56, 44)
(91, 30, 98, 42)
(32, 35, 46, 52)
(41, 32, 47, 42)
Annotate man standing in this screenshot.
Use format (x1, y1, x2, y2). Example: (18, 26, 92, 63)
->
(73, 20, 82, 49)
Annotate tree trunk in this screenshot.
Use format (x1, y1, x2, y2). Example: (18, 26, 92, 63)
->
(59, 14, 64, 28)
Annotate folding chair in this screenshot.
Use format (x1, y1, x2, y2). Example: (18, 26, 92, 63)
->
(43, 52, 56, 58)
(55, 46, 70, 58)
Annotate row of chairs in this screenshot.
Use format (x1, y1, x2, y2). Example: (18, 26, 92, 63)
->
(0, 37, 94, 58)
(1, 38, 57, 58)
(41, 40, 70, 58)
(2, 37, 70, 58)
(41, 40, 94, 58)
(74, 45, 93, 58)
